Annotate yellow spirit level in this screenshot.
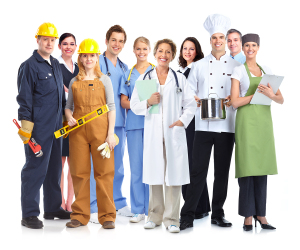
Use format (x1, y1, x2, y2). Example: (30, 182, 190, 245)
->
(54, 105, 109, 139)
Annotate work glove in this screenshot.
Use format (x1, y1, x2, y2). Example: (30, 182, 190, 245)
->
(97, 134, 119, 159)
(18, 120, 34, 144)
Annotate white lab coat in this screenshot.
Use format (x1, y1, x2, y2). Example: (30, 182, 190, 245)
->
(188, 53, 241, 133)
(130, 68, 197, 186)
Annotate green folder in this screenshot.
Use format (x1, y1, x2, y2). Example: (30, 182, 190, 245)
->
(135, 79, 159, 114)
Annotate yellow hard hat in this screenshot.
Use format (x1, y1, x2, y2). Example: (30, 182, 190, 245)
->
(78, 39, 101, 54)
(35, 23, 59, 39)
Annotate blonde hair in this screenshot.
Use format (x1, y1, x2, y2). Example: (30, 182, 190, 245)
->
(153, 39, 177, 61)
(76, 54, 103, 80)
(133, 36, 151, 49)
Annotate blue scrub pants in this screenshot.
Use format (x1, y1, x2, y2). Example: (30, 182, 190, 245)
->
(21, 104, 63, 218)
(127, 129, 149, 215)
(90, 126, 127, 212)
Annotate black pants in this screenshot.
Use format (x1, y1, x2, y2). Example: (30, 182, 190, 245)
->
(182, 118, 211, 215)
(180, 131, 235, 223)
(238, 176, 267, 217)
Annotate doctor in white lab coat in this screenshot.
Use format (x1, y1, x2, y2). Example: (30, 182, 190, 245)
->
(131, 38, 196, 233)
(180, 14, 241, 230)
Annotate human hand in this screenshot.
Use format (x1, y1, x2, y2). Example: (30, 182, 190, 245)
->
(105, 133, 117, 151)
(257, 83, 275, 99)
(194, 95, 201, 107)
(67, 116, 77, 127)
(225, 95, 232, 107)
(64, 85, 69, 93)
(169, 120, 184, 128)
(148, 92, 160, 106)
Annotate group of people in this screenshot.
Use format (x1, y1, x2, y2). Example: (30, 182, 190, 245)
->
(16, 14, 284, 233)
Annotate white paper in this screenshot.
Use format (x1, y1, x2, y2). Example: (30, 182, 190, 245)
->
(250, 74, 284, 105)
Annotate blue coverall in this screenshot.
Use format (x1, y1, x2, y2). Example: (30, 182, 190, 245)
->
(17, 50, 65, 218)
(90, 53, 128, 212)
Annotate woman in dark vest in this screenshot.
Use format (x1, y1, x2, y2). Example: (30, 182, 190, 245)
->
(58, 33, 79, 212)
(178, 37, 210, 219)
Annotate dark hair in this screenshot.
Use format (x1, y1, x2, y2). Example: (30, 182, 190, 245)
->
(226, 29, 242, 40)
(59, 33, 76, 45)
(106, 25, 127, 44)
(153, 39, 177, 61)
(178, 37, 204, 68)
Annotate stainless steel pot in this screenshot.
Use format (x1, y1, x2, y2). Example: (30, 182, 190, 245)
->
(201, 93, 228, 120)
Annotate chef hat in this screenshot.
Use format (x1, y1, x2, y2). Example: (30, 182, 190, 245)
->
(242, 33, 260, 46)
(203, 14, 231, 37)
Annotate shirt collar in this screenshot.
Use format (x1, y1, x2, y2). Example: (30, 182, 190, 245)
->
(33, 49, 54, 63)
(209, 52, 228, 61)
(232, 51, 245, 60)
(179, 62, 193, 73)
(57, 55, 76, 73)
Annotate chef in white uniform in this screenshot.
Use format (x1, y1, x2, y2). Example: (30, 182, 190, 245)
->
(180, 14, 241, 230)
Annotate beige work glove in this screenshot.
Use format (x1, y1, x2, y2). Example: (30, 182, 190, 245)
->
(97, 134, 119, 159)
(18, 120, 34, 144)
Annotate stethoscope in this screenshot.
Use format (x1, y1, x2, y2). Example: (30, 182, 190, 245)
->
(143, 67, 182, 94)
(103, 51, 127, 76)
(125, 63, 155, 87)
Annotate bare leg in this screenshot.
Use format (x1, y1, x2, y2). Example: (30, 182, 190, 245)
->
(244, 216, 253, 225)
(61, 157, 66, 210)
(66, 157, 74, 212)
(257, 216, 268, 224)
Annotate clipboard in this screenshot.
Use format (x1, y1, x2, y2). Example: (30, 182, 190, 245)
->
(250, 74, 284, 105)
(135, 79, 159, 114)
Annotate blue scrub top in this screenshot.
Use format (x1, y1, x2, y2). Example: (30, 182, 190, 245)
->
(99, 54, 128, 127)
(119, 65, 152, 131)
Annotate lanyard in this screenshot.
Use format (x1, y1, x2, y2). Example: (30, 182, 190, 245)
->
(143, 67, 182, 94)
(125, 63, 155, 87)
(103, 51, 126, 76)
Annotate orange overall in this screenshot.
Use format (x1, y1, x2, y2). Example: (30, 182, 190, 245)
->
(69, 78, 116, 225)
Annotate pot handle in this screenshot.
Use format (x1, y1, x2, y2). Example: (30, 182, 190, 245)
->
(208, 93, 219, 98)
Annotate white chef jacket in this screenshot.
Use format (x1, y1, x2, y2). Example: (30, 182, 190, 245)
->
(188, 53, 241, 133)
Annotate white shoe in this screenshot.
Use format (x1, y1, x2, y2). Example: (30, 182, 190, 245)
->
(116, 206, 134, 217)
(167, 225, 180, 233)
(144, 221, 157, 229)
(129, 214, 145, 223)
(89, 213, 99, 224)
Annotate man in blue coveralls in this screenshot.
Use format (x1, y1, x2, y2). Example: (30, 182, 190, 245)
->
(17, 23, 71, 229)
(90, 25, 132, 223)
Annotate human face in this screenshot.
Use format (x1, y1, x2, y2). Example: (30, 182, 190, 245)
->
(79, 53, 98, 70)
(182, 40, 196, 65)
(227, 32, 242, 56)
(105, 32, 125, 56)
(134, 42, 150, 62)
(210, 33, 226, 53)
(58, 36, 77, 57)
(37, 36, 56, 57)
(242, 42, 259, 59)
(155, 43, 172, 67)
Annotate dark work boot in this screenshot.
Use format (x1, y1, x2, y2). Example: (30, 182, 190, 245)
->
(44, 209, 71, 220)
(21, 216, 43, 229)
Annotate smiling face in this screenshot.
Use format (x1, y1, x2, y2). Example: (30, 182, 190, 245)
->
(58, 36, 77, 57)
(134, 41, 150, 62)
(154, 43, 172, 67)
(105, 32, 125, 56)
(79, 53, 98, 70)
(210, 33, 226, 53)
(37, 36, 56, 56)
(227, 32, 242, 56)
(243, 42, 259, 59)
(182, 40, 197, 65)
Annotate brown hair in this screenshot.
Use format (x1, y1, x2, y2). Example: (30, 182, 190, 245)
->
(76, 54, 103, 81)
(106, 25, 127, 44)
(153, 39, 176, 61)
(178, 37, 204, 68)
(133, 36, 151, 49)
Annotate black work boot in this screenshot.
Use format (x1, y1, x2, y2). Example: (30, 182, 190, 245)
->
(21, 216, 43, 229)
(44, 209, 71, 220)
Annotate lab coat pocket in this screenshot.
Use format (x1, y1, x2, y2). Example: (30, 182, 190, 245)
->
(172, 126, 186, 145)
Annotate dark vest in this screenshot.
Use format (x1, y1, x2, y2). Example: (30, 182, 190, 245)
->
(60, 63, 79, 88)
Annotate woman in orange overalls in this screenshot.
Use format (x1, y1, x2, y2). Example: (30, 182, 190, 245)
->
(64, 39, 117, 229)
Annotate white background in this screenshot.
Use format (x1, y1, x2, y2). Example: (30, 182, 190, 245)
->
(1, 0, 298, 249)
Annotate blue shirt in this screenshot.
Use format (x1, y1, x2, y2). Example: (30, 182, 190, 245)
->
(230, 51, 246, 64)
(119, 65, 153, 131)
(99, 53, 128, 127)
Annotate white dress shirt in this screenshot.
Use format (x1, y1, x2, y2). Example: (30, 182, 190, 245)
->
(188, 53, 241, 133)
(57, 55, 77, 73)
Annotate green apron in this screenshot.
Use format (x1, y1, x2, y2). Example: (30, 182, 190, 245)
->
(235, 63, 278, 178)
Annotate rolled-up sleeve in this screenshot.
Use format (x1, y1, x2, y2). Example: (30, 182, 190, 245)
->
(17, 62, 36, 122)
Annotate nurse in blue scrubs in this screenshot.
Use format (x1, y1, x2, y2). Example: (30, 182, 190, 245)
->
(90, 25, 131, 223)
(120, 37, 154, 223)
